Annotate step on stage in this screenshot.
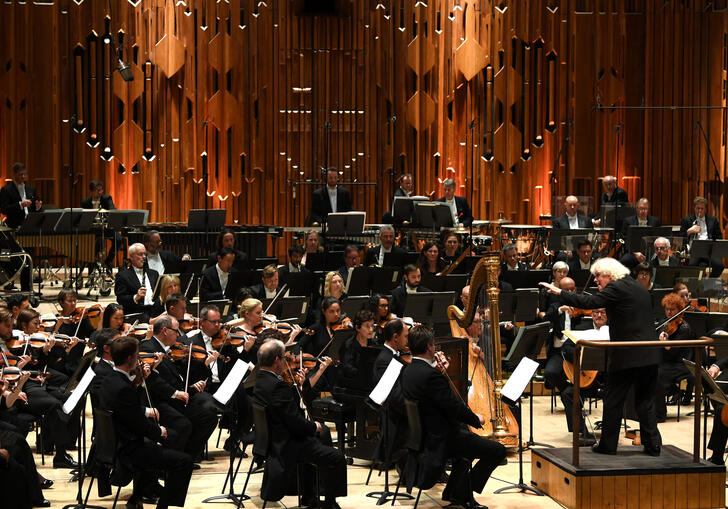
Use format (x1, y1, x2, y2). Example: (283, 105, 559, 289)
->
(531, 445, 726, 509)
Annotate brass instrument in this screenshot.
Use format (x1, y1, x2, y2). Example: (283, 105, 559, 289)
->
(448, 253, 519, 448)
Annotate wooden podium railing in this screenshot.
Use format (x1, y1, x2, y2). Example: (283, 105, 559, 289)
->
(571, 337, 715, 467)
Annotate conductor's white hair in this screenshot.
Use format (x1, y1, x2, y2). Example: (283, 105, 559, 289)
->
(128, 243, 145, 256)
(590, 257, 630, 281)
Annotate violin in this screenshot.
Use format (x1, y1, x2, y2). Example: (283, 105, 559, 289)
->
(1, 367, 49, 385)
(179, 315, 200, 333)
(330, 316, 353, 332)
(655, 305, 691, 336)
(7, 333, 57, 351)
(68, 305, 103, 323)
(0, 352, 25, 367)
(567, 308, 591, 319)
(280, 352, 323, 385)
(168, 342, 230, 363)
(434, 350, 464, 401)
(252, 314, 315, 338)
(211, 329, 255, 350)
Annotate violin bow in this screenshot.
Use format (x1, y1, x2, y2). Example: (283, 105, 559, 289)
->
(264, 283, 288, 315)
(654, 304, 691, 332)
(183, 340, 193, 404)
(136, 359, 159, 425)
(73, 307, 87, 340)
(283, 360, 312, 420)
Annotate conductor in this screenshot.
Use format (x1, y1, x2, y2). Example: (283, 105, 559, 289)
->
(540, 257, 662, 456)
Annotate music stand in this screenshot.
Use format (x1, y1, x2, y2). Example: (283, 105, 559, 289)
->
(513, 289, 540, 322)
(625, 226, 672, 252)
(382, 251, 405, 269)
(340, 296, 370, 319)
(402, 293, 433, 324)
(503, 321, 552, 450)
(326, 212, 366, 235)
(284, 272, 316, 297)
(412, 202, 453, 229)
(547, 228, 595, 252)
(17, 212, 49, 295)
(392, 196, 429, 224)
(278, 296, 308, 323)
(499, 270, 550, 290)
(650, 288, 672, 320)
(653, 266, 704, 288)
(599, 203, 635, 232)
(200, 300, 231, 318)
(187, 209, 226, 230)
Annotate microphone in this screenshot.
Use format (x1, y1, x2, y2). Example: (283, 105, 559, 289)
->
(115, 35, 134, 82)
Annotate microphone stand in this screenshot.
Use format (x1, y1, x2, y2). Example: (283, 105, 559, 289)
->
(696, 118, 722, 208)
(201, 119, 210, 258)
(468, 118, 476, 243)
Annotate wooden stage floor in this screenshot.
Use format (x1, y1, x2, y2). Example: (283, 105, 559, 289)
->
(37, 393, 727, 509)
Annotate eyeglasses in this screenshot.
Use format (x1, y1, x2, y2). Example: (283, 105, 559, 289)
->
(378, 303, 389, 308)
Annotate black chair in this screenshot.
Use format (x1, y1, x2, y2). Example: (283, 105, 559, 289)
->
(247, 403, 320, 509)
(82, 408, 128, 509)
(392, 399, 424, 508)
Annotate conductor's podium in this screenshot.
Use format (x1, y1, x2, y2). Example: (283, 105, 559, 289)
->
(532, 445, 725, 509)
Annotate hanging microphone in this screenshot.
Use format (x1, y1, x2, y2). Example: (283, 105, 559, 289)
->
(115, 35, 134, 82)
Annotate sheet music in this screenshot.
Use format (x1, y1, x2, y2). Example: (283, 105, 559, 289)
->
(368, 358, 403, 406)
(213, 360, 251, 405)
(562, 325, 610, 344)
(62, 366, 95, 415)
(500, 357, 539, 402)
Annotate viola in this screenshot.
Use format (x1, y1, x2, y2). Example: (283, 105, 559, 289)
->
(7, 332, 56, 351)
(168, 342, 230, 363)
(69, 304, 103, 322)
(211, 329, 255, 350)
(179, 315, 200, 333)
(280, 352, 322, 384)
(1, 367, 49, 385)
(331, 316, 353, 332)
(0, 352, 24, 367)
(253, 314, 315, 338)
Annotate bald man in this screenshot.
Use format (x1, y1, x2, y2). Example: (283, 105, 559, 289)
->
(551, 195, 592, 229)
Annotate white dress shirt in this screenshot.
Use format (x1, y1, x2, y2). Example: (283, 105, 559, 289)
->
(378, 246, 391, 266)
(17, 183, 27, 217)
(567, 213, 579, 229)
(201, 332, 220, 383)
(216, 264, 229, 294)
(658, 257, 671, 267)
(406, 284, 418, 295)
(445, 198, 458, 224)
(327, 186, 338, 213)
(135, 267, 154, 305)
(696, 216, 708, 240)
(579, 259, 591, 270)
(264, 286, 277, 299)
(147, 252, 165, 275)
(638, 218, 647, 226)
(554, 309, 572, 348)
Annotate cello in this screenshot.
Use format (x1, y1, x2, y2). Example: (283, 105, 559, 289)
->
(447, 253, 519, 449)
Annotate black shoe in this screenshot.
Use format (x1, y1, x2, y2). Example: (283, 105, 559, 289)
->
(39, 478, 54, 489)
(463, 501, 488, 509)
(126, 496, 144, 509)
(680, 393, 692, 406)
(300, 494, 319, 507)
(223, 439, 248, 458)
(591, 443, 616, 455)
(141, 495, 159, 504)
(33, 499, 51, 508)
(578, 433, 597, 447)
(53, 452, 78, 469)
(656, 414, 666, 423)
(644, 446, 661, 457)
(709, 454, 725, 466)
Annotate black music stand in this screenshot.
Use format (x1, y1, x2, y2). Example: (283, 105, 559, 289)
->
(326, 211, 366, 236)
(277, 296, 308, 323)
(200, 300, 231, 319)
(392, 196, 429, 224)
(599, 203, 635, 232)
(106, 210, 148, 266)
(340, 296, 369, 319)
(382, 251, 406, 269)
(653, 266, 704, 288)
(503, 321, 552, 449)
(17, 211, 48, 295)
(347, 267, 397, 296)
(284, 271, 317, 297)
(499, 270, 550, 290)
(57, 209, 96, 287)
(547, 228, 595, 252)
(413, 202, 453, 229)
(625, 226, 672, 252)
(188, 209, 226, 259)
(650, 288, 672, 320)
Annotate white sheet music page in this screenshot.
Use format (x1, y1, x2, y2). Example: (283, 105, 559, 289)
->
(62, 366, 96, 415)
(369, 358, 403, 406)
(500, 357, 539, 402)
(213, 360, 252, 405)
(562, 325, 610, 344)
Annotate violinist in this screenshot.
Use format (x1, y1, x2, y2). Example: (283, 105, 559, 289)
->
(234, 298, 303, 357)
(253, 339, 347, 509)
(401, 325, 505, 509)
(89, 328, 124, 390)
(538, 261, 569, 320)
(102, 303, 127, 334)
(301, 230, 322, 267)
(672, 282, 706, 313)
(6, 294, 30, 323)
(15, 309, 75, 385)
(114, 243, 160, 321)
(364, 225, 405, 267)
(655, 293, 694, 422)
(337, 245, 361, 286)
(372, 318, 409, 468)
(300, 297, 345, 359)
(151, 274, 182, 319)
(567, 239, 596, 274)
(540, 257, 662, 457)
(309, 272, 347, 326)
(184, 304, 252, 458)
(335, 309, 376, 393)
(542, 277, 594, 445)
(278, 244, 310, 284)
(633, 262, 658, 291)
(139, 316, 218, 464)
(366, 294, 392, 343)
(151, 293, 186, 329)
(98, 335, 193, 509)
(53, 289, 93, 373)
(0, 308, 78, 470)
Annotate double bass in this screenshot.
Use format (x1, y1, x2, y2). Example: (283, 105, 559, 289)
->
(447, 253, 519, 449)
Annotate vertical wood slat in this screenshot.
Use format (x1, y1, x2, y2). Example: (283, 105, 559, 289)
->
(1, 1, 728, 259)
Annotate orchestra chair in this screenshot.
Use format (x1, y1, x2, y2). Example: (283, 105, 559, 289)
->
(83, 407, 129, 509)
(248, 403, 320, 509)
(392, 398, 425, 508)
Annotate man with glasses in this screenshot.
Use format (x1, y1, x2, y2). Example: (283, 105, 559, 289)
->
(651, 237, 679, 267)
(144, 230, 182, 276)
(139, 316, 218, 465)
(337, 245, 361, 286)
(184, 305, 253, 457)
(619, 198, 662, 269)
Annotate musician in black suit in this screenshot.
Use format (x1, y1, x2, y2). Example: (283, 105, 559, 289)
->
(593, 175, 629, 228)
(384, 173, 414, 223)
(99, 335, 194, 509)
(114, 243, 160, 321)
(551, 195, 592, 230)
(402, 325, 505, 509)
(567, 239, 598, 275)
(372, 319, 409, 465)
(679, 196, 723, 276)
(500, 243, 529, 272)
(390, 265, 432, 318)
(364, 225, 406, 266)
(253, 339, 347, 508)
(541, 257, 662, 456)
(206, 228, 249, 270)
(184, 304, 253, 455)
(0, 162, 42, 229)
(81, 180, 116, 210)
(309, 167, 353, 225)
(620, 198, 660, 237)
(278, 244, 310, 284)
(246, 264, 282, 300)
(335, 245, 361, 287)
(199, 247, 236, 302)
(706, 356, 728, 465)
(143, 230, 182, 276)
(139, 316, 218, 462)
(435, 178, 473, 227)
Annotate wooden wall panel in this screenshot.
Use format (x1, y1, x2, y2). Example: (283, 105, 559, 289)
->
(2, 0, 728, 255)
